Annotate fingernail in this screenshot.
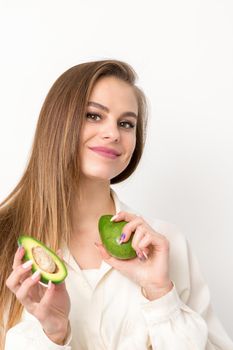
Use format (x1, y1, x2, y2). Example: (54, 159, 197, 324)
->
(137, 250, 146, 261)
(22, 260, 33, 269)
(48, 280, 52, 289)
(56, 249, 63, 259)
(142, 251, 148, 260)
(17, 245, 24, 253)
(110, 214, 119, 222)
(138, 256, 146, 262)
(31, 270, 41, 280)
(118, 233, 126, 244)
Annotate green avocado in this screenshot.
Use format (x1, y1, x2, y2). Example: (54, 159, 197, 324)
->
(98, 215, 137, 260)
(18, 235, 68, 284)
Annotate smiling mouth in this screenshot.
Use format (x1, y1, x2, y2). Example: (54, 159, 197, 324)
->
(89, 148, 119, 159)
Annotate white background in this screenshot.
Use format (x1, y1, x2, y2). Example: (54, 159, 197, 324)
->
(0, 0, 232, 338)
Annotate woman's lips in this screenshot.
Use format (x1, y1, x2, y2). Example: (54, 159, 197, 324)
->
(89, 148, 119, 159)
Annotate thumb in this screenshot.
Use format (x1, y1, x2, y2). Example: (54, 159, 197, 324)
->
(41, 280, 67, 305)
(56, 249, 64, 260)
(40, 280, 56, 305)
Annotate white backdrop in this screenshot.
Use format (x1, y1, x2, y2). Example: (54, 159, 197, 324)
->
(0, 0, 232, 338)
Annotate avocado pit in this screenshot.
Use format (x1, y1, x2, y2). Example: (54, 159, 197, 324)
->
(32, 246, 57, 273)
(18, 235, 68, 284)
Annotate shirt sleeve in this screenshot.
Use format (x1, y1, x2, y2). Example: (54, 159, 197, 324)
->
(140, 239, 233, 350)
(5, 313, 72, 350)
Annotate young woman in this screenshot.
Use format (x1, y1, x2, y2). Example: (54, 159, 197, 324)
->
(1, 60, 232, 349)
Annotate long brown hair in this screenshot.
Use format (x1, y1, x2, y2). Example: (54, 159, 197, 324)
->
(0, 59, 148, 347)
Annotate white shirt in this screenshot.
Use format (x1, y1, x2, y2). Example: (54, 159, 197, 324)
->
(5, 189, 233, 350)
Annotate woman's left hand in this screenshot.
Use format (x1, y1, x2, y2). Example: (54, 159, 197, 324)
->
(95, 211, 173, 301)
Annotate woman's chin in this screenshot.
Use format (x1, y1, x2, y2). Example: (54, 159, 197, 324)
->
(80, 165, 126, 182)
(81, 171, 122, 182)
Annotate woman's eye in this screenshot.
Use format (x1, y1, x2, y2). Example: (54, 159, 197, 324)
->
(86, 113, 101, 121)
(119, 121, 136, 129)
(86, 113, 135, 129)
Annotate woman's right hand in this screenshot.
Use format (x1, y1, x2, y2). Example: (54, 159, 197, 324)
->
(6, 245, 71, 345)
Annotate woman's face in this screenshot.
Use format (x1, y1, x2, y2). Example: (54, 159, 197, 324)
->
(79, 76, 138, 182)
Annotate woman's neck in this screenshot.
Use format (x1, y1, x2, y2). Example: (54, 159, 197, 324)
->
(71, 178, 116, 235)
(69, 178, 116, 269)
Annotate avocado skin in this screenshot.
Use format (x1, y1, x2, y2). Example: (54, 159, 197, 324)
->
(98, 215, 137, 260)
(17, 235, 68, 284)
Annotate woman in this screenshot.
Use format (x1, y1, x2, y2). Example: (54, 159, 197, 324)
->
(0, 60, 232, 349)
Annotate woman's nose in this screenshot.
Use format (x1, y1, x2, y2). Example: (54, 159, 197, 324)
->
(101, 121, 120, 142)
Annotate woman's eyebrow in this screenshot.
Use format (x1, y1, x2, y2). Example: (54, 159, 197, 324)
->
(87, 101, 138, 119)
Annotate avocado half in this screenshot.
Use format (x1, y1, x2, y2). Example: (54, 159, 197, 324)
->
(18, 235, 68, 284)
(98, 215, 136, 260)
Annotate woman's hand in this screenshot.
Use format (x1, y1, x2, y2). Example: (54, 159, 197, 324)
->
(96, 211, 173, 300)
(6, 246, 71, 345)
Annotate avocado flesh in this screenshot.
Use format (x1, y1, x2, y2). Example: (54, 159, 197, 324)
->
(18, 235, 68, 284)
(98, 215, 136, 260)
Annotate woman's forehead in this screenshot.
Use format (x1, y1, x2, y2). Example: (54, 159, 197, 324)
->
(89, 76, 138, 114)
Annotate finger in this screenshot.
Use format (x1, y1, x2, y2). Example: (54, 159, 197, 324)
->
(138, 232, 169, 253)
(140, 247, 150, 260)
(130, 227, 150, 259)
(110, 211, 138, 223)
(15, 270, 41, 310)
(56, 249, 64, 260)
(40, 280, 66, 307)
(6, 260, 34, 293)
(131, 225, 147, 250)
(111, 212, 144, 244)
(119, 218, 145, 243)
(39, 280, 55, 306)
(137, 234, 152, 251)
(12, 246, 25, 270)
